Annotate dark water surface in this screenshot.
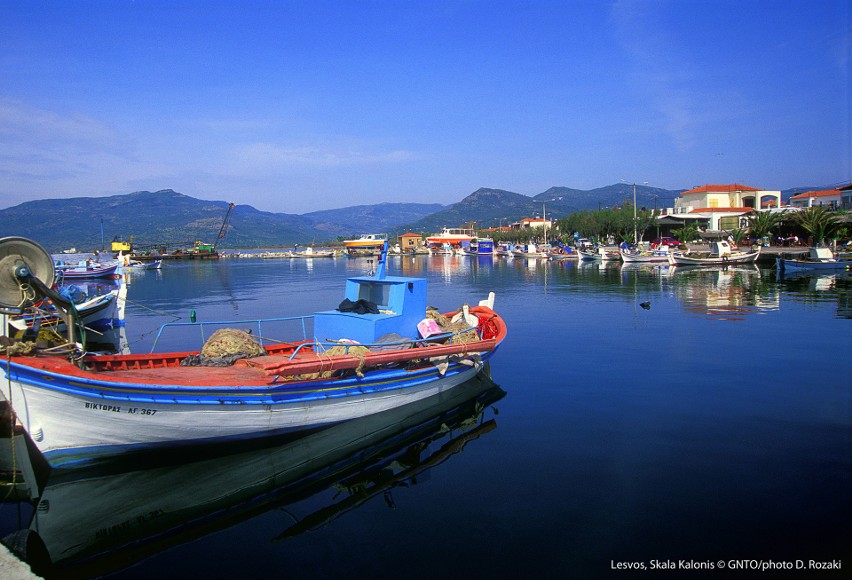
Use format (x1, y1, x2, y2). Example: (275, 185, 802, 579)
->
(3, 255, 850, 578)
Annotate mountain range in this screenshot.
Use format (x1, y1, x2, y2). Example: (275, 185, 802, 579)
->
(0, 184, 820, 253)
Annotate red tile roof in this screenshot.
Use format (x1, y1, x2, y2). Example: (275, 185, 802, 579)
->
(682, 184, 760, 195)
(790, 189, 840, 199)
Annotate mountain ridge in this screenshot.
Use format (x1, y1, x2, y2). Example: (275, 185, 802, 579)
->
(0, 184, 826, 252)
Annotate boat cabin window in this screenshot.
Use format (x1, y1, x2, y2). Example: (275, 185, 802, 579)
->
(357, 282, 390, 307)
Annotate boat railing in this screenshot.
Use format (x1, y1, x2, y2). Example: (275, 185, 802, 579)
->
(150, 316, 482, 356)
(150, 315, 314, 353)
(311, 327, 480, 358)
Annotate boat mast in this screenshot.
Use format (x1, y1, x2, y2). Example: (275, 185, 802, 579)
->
(633, 183, 637, 245)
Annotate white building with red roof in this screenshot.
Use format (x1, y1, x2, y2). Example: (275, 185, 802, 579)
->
(789, 188, 843, 209)
(666, 183, 782, 232)
(511, 217, 553, 230)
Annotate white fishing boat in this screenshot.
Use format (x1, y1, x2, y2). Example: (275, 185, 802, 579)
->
(620, 245, 671, 263)
(668, 241, 760, 266)
(578, 246, 620, 262)
(511, 243, 548, 259)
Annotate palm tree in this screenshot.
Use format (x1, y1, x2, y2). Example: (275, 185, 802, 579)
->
(746, 210, 784, 245)
(672, 221, 700, 245)
(792, 207, 842, 247)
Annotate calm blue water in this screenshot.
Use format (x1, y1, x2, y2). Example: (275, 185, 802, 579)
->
(3, 255, 850, 577)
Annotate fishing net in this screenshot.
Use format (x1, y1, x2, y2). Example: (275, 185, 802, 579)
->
(200, 328, 266, 358)
(425, 306, 479, 344)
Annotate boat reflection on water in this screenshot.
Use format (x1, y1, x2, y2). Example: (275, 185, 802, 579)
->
(671, 264, 779, 319)
(1, 370, 505, 578)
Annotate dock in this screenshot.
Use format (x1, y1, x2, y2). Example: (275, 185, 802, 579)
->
(0, 546, 39, 579)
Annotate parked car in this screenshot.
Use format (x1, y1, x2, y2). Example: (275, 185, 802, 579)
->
(651, 236, 681, 248)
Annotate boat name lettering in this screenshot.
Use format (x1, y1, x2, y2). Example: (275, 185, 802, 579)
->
(95, 509, 166, 539)
(84, 402, 122, 412)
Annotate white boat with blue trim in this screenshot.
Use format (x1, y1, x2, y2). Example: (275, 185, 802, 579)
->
(0, 237, 506, 468)
(776, 247, 852, 272)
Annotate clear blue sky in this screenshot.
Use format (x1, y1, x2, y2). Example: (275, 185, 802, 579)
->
(1, 0, 849, 213)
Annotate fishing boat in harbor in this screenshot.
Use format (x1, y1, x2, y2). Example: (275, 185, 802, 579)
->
(125, 258, 162, 270)
(7, 283, 125, 334)
(619, 245, 671, 263)
(291, 247, 337, 258)
(668, 241, 760, 266)
(0, 237, 507, 468)
(0, 370, 503, 576)
(461, 238, 494, 256)
(54, 260, 121, 279)
(511, 243, 549, 259)
(578, 246, 620, 262)
(775, 247, 852, 272)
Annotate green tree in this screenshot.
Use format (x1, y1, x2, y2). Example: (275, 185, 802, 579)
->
(746, 210, 785, 244)
(792, 207, 842, 247)
(672, 221, 700, 245)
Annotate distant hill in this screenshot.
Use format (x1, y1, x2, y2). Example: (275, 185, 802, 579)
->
(0, 190, 317, 252)
(0, 184, 836, 252)
(400, 184, 684, 233)
(0, 190, 442, 252)
(401, 188, 540, 233)
(302, 202, 445, 237)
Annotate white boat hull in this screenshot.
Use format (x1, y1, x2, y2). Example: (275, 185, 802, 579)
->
(776, 257, 852, 272)
(2, 361, 483, 467)
(668, 250, 760, 266)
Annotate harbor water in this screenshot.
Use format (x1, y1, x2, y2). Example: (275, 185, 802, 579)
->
(2, 254, 849, 578)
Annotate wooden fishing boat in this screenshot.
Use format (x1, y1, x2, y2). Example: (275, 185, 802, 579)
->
(668, 241, 760, 266)
(54, 260, 120, 279)
(291, 247, 337, 258)
(619, 246, 671, 263)
(0, 371, 503, 576)
(0, 238, 506, 468)
(776, 247, 852, 272)
(511, 243, 548, 259)
(460, 237, 494, 256)
(578, 246, 620, 262)
(125, 259, 162, 270)
(7, 283, 125, 334)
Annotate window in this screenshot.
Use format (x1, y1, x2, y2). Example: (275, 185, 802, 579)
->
(358, 283, 390, 307)
(719, 216, 739, 230)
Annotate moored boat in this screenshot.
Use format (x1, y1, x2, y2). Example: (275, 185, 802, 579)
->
(343, 233, 388, 252)
(620, 246, 671, 263)
(776, 247, 852, 272)
(0, 371, 504, 575)
(54, 260, 120, 279)
(125, 259, 162, 270)
(0, 237, 507, 468)
(291, 247, 337, 258)
(8, 284, 125, 334)
(511, 243, 549, 259)
(425, 227, 475, 251)
(460, 237, 494, 256)
(668, 241, 760, 266)
(578, 246, 620, 262)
